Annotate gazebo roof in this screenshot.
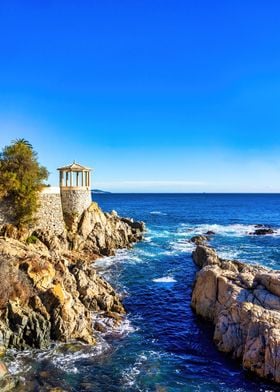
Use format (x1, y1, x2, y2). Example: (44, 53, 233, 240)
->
(57, 161, 91, 172)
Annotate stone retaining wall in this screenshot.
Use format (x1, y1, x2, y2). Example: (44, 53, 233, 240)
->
(0, 187, 91, 236)
(36, 191, 65, 235)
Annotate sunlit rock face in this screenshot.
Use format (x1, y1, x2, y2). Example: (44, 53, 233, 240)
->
(192, 245, 280, 383)
(0, 237, 125, 350)
(0, 201, 145, 350)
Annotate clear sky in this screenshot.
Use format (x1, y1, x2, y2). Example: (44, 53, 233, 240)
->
(1, 0, 280, 192)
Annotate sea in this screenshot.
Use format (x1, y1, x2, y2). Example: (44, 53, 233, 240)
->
(6, 193, 280, 391)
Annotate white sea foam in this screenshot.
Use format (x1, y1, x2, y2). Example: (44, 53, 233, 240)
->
(190, 223, 257, 237)
(121, 351, 162, 388)
(150, 211, 167, 215)
(147, 229, 172, 239)
(94, 249, 143, 271)
(121, 353, 147, 388)
(6, 338, 111, 376)
(152, 276, 177, 283)
(178, 223, 280, 238)
(170, 239, 195, 253)
(93, 313, 137, 337)
(217, 248, 242, 260)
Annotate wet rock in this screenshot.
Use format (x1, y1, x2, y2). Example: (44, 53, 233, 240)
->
(0, 361, 8, 379)
(250, 228, 275, 235)
(0, 374, 17, 391)
(0, 361, 17, 392)
(205, 230, 215, 235)
(190, 235, 208, 246)
(191, 244, 280, 383)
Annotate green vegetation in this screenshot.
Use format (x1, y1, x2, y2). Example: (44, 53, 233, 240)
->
(26, 235, 38, 244)
(0, 139, 49, 226)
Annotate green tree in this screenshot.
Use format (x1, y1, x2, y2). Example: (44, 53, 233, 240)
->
(0, 139, 49, 226)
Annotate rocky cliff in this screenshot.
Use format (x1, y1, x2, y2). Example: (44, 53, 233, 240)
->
(192, 244, 280, 383)
(0, 202, 144, 352)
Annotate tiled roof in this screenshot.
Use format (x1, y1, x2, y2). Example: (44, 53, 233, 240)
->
(57, 161, 91, 171)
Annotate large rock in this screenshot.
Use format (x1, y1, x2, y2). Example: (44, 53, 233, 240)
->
(250, 227, 275, 235)
(0, 238, 127, 350)
(191, 245, 280, 383)
(76, 202, 145, 256)
(190, 235, 208, 246)
(0, 199, 144, 350)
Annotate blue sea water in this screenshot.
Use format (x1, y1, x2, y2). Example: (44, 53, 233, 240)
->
(8, 194, 280, 391)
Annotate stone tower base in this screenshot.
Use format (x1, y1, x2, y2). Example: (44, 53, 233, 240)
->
(60, 188, 92, 231)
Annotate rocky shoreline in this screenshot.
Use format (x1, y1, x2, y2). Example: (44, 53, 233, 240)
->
(191, 241, 280, 384)
(0, 202, 144, 389)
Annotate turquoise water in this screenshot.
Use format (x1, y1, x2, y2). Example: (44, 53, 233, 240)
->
(8, 194, 280, 391)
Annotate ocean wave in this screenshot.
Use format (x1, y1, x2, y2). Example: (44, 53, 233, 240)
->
(94, 249, 143, 271)
(169, 239, 195, 254)
(7, 315, 136, 379)
(152, 276, 177, 283)
(178, 223, 280, 237)
(150, 211, 167, 216)
(121, 353, 147, 388)
(121, 350, 162, 389)
(147, 228, 172, 238)
(93, 313, 137, 337)
(6, 338, 111, 377)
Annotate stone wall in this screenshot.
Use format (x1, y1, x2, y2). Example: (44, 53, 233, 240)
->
(0, 187, 91, 236)
(36, 189, 65, 235)
(60, 189, 92, 230)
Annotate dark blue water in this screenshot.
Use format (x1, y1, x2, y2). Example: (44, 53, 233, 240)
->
(8, 194, 280, 391)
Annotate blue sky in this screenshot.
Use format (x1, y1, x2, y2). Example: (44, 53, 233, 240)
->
(1, 0, 280, 192)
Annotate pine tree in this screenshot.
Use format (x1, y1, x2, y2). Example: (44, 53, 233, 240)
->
(0, 139, 49, 226)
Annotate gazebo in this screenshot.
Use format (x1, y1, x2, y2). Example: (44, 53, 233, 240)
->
(57, 161, 91, 190)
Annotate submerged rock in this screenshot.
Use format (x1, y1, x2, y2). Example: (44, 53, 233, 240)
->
(191, 244, 280, 383)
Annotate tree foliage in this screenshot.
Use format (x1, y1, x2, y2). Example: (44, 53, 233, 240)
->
(0, 139, 49, 226)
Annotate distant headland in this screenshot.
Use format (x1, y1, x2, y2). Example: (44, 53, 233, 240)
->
(91, 189, 111, 194)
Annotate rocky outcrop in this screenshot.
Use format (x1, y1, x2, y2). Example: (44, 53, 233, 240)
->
(0, 202, 145, 257)
(191, 245, 280, 383)
(0, 201, 145, 351)
(0, 237, 125, 350)
(250, 228, 275, 235)
(75, 202, 145, 256)
(190, 235, 209, 246)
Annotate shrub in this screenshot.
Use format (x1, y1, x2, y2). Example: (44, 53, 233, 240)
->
(0, 258, 33, 308)
(26, 235, 38, 244)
